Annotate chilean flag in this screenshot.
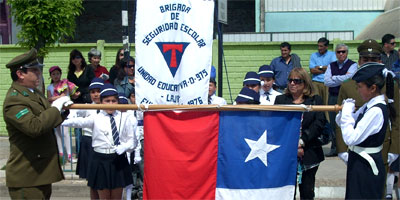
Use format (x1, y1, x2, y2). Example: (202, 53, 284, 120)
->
(143, 111, 302, 199)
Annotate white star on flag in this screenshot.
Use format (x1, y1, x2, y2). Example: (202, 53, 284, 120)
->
(244, 130, 280, 167)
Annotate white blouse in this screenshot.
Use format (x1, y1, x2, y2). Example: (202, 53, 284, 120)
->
(336, 95, 386, 146)
(63, 110, 137, 151)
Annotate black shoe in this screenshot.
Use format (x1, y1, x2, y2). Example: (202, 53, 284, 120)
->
(325, 149, 337, 157)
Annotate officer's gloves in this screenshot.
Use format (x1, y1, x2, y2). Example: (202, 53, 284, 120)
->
(52, 96, 74, 113)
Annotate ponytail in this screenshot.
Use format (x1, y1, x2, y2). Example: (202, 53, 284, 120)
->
(385, 72, 396, 121)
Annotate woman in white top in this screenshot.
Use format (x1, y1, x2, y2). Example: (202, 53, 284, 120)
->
(63, 83, 137, 199)
(336, 63, 396, 199)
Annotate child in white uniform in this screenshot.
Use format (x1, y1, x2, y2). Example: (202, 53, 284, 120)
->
(258, 65, 281, 105)
(336, 63, 396, 199)
(208, 78, 227, 105)
(63, 83, 137, 199)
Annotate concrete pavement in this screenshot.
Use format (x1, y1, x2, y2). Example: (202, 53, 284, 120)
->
(0, 136, 348, 199)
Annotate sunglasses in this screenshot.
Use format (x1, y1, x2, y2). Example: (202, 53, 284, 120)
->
(288, 78, 304, 84)
(73, 56, 82, 59)
(336, 50, 347, 54)
(120, 53, 124, 56)
(390, 42, 396, 45)
(128, 65, 135, 68)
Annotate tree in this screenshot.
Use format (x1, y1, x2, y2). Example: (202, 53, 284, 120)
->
(7, 0, 83, 58)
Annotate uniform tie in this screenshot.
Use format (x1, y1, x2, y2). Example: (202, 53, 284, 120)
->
(109, 114, 120, 145)
(208, 96, 212, 104)
(265, 91, 270, 101)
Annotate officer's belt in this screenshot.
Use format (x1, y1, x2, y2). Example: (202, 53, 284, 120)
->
(348, 145, 382, 176)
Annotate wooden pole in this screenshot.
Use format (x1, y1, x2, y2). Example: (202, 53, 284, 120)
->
(68, 104, 342, 112)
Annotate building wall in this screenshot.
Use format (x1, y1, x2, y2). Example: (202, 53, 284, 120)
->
(256, 0, 386, 39)
(264, 11, 382, 38)
(0, 39, 384, 135)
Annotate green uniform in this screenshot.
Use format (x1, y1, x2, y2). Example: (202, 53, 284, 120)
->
(3, 82, 64, 188)
(336, 80, 400, 163)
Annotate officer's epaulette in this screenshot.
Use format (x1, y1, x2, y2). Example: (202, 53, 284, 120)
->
(22, 91, 29, 96)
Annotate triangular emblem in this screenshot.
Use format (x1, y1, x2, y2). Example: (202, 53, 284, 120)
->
(156, 42, 189, 77)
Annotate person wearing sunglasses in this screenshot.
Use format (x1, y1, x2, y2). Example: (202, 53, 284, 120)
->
(323, 44, 357, 157)
(274, 67, 326, 200)
(114, 57, 135, 98)
(381, 34, 398, 71)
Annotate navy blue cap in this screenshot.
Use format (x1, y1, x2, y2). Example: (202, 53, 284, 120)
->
(258, 65, 274, 78)
(118, 93, 129, 104)
(100, 83, 118, 97)
(352, 63, 385, 82)
(89, 78, 105, 90)
(235, 87, 260, 103)
(243, 71, 260, 85)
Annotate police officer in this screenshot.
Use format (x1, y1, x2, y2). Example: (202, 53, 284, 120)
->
(3, 48, 73, 199)
(336, 40, 399, 195)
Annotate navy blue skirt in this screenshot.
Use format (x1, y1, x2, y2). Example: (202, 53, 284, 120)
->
(87, 151, 133, 190)
(345, 151, 385, 199)
(390, 157, 399, 172)
(76, 135, 94, 179)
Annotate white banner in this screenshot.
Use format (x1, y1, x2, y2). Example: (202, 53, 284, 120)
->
(135, 0, 215, 105)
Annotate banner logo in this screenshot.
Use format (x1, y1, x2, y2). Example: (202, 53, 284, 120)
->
(156, 42, 190, 77)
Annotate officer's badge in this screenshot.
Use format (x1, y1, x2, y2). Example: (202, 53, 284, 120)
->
(16, 108, 29, 119)
(22, 91, 29, 96)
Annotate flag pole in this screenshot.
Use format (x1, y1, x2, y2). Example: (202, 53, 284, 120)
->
(67, 104, 342, 112)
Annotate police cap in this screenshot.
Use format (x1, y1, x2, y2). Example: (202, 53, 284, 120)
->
(6, 48, 44, 70)
(357, 39, 383, 58)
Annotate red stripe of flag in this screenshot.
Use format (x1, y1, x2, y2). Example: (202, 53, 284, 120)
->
(143, 111, 219, 199)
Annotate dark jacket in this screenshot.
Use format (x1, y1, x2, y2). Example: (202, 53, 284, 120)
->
(3, 82, 64, 187)
(67, 66, 95, 103)
(274, 94, 325, 166)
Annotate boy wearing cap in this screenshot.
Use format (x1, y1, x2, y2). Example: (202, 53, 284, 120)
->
(3, 48, 73, 199)
(235, 87, 260, 105)
(258, 65, 281, 105)
(208, 78, 227, 105)
(243, 71, 261, 93)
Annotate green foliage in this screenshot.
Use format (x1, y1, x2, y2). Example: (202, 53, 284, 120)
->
(7, 0, 83, 57)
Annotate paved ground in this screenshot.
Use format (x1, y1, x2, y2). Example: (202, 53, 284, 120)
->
(0, 136, 349, 199)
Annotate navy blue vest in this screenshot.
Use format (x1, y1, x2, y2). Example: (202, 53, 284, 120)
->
(329, 59, 355, 96)
(354, 103, 388, 148)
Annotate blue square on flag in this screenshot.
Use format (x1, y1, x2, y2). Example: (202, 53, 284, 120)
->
(216, 111, 301, 199)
